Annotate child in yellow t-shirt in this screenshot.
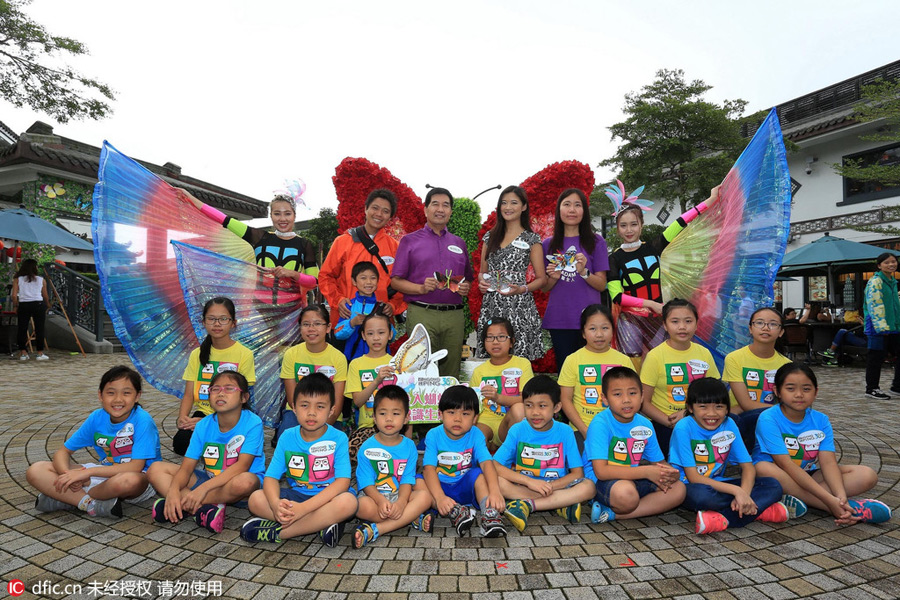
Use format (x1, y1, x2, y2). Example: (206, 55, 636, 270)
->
(559, 305, 631, 442)
(471, 318, 533, 450)
(640, 299, 719, 457)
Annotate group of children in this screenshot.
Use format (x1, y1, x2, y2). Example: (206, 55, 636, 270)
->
(26, 285, 892, 546)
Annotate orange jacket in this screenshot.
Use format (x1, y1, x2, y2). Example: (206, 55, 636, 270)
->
(319, 229, 407, 327)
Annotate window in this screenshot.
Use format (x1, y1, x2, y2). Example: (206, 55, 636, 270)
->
(840, 143, 900, 205)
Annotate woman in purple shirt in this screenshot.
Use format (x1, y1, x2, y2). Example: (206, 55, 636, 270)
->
(542, 188, 609, 371)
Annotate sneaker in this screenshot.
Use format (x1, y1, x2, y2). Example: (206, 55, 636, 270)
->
(151, 498, 168, 523)
(480, 507, 507, 538)
(696, 510, 729, 534)
(19, 354, 28, 361)
(556, 502, 582, 524)
(504, 499, 532, 532)
(848, 499, 893, 523)
(34, 493, 74, 513)
(821, 349, 836, 358)
(756, 502, 788, 523)
(865, 389, 891, 400)
(83, 497, 123, 518)
(320, 521, 345, 547)
(240, 518, 282, 543)
(35, 354, 49, 361)
(590, 501, 616, 524)
(781, 494, 808, 519)
(822, 359, 839, 367)
(195, 503, 226, 533)
(448, 503, 475, 536)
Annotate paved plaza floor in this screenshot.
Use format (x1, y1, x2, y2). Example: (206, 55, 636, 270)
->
(1, 353, 899, 600)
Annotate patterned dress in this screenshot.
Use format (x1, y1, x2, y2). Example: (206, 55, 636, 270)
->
(476, 230, 544, 360)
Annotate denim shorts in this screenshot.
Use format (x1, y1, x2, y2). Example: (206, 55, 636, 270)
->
(593, 478, 657, 506)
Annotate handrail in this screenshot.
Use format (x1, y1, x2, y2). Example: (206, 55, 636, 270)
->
(44, 263, 104, 342)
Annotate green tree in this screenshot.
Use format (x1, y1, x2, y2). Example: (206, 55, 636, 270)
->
(448, 196, 481, 338)
(0, 0, 115, 122)
(600, 69, 747, 213)
(833, 79, 900, 188)
(304, 207, 339, 262)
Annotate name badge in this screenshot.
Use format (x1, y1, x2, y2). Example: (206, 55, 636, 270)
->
(511, 240, 530, 250)
(448, 245, 464, 254)
(381, 256, 395, 265)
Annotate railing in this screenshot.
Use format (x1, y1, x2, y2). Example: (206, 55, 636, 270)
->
(789, 206, 900, 240)
(44, 263, 104, 342)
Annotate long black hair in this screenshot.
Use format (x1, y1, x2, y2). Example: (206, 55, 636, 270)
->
(548, 188, 596, 254)
(200, 297, 236, 366)
(15, 258, 39, 282)
(485, 186, 531, 259)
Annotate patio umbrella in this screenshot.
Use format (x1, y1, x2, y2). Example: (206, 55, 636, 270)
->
(0, 208, 94, 251)
(778, 233, 893, 303)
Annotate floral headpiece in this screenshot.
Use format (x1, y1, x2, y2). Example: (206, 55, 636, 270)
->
(272, 178, 308, 211)
(604, 179, 653, 217)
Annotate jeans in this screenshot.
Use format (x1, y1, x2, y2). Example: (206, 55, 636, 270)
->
(17, 301, 46, 352)
(832, 329, 866, 354)
(682, 476, 782, 528)
(866, 333, 900, 392)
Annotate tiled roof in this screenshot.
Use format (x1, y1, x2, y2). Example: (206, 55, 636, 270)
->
(0, 125, 267, 219)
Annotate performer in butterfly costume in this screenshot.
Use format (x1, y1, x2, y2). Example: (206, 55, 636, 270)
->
(607, 109, 792, 368)
(92, 142, 315, 427)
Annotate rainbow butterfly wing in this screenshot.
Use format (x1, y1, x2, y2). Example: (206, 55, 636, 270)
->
(661, 108, 791, 365)
(172, 241, 302, 426)
(92, 142, 254, 396)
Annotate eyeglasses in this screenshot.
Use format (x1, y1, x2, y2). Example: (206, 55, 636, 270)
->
(204, 316, 233, 325)
(209, 385, 240, 394)
(485, 335, 510, 342)
(751, 321, 782, 330)
(301, 321, 328, 328)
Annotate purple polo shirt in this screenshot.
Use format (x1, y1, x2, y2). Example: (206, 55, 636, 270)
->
(542, 234, 609, 329)
(392, 226, 474, 304)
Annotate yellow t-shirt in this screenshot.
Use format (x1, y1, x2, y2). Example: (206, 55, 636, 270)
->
(346, 353, 394, 429)
(640, 342, 720, 415)
(558, 346, 632, 429)
(722, 345, 790, 407)
(182, 341, 256, 415)
(279, 342, 348, 383)
(471, 356, 534, 418)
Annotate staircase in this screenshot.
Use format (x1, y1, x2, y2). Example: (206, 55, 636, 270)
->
(101, 311, 125, 353)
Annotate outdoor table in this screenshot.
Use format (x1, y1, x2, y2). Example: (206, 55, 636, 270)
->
(808, 321, 846, 353)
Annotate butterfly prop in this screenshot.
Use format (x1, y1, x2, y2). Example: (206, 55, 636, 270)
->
(389, 323, 448, 374)
(434, 269, 465, 292)
(604, 180, 654, 216)
(546, 249, 577, 272)
(481, 271, 514, 294)
(273, 178, 309, 211)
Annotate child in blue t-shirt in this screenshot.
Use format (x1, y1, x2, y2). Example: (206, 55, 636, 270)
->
(583, 366, 685, 523)
(27, 366, 161, 518)
(670, 378, 804, 534)
(240, 374, 358, 546)
(148, 372, 265, 533)
(422, 386, 506, 537)
(353, 385, 434, 548)
(494, 376, 595, 531)
(754, 362, 891, 525)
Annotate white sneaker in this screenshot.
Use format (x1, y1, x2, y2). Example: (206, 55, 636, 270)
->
(19, 354, 28, 361)
(35, 354, 49, 361)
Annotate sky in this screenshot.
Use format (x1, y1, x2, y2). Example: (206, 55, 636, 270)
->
(2, 0, 899, 226)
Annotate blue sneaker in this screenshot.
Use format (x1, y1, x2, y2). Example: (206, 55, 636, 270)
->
(780, 495, 808, 519)
(848, 499, 892, 523)
(240, 518, 282, 543)
(590, 501, 616, 523)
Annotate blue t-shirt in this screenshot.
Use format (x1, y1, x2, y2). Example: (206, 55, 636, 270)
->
(669, 416, 750, 482)
(423, 425, 493, 485)
(64, 406, 161, 470)
(753, 406, 835, 473)
(583, 410, 662, 483)
(266, 425, 351, 493)
(185, 410, 265, 478)
(355, 435, 418, 494)
(494, 420, 583, 480)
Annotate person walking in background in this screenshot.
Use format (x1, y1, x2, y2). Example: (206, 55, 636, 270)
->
(12, 258, 50, 361)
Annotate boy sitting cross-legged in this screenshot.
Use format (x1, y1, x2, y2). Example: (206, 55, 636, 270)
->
(422, 386, 507, 537)
(240, 373, 358, 546)
(496, 376, 596, 531)
(584, 366, 686, 523)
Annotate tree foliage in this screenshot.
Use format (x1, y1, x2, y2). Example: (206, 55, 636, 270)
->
(600, 69, 747, 213)
(0, 0, 114, 122)
(833, 79, 900, 188)
(305, 207, 339, 260)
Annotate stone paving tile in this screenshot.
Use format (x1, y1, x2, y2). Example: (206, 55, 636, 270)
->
(3, 356, 900, 598)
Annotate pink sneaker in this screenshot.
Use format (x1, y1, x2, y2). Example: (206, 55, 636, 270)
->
(756, 502, 788, 523)
(696, 511, 729, 534)
(195, 503, 226, 533)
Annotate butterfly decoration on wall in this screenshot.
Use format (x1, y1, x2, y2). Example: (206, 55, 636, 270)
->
(546, 249, 577, 272)
(41, 182, 66, 198)
(481, 271, 514, 294)
(434, 269, 465, 292)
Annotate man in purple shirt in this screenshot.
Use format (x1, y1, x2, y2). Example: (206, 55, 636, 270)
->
(392, 188, 474, 378)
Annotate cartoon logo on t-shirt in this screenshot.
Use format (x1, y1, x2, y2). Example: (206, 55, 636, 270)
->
(436, 449, 472, 478)
(584, 387, 600, 406)
(501, 367, 523, 396)
(196, 360, 240, 402)
(688, 360, 709, 379)
(109, 423, 135, 461)
(363, 447, 407, 494)
(294, 363, 337, 382)
(711, 430, 735, 465)
(693, 441, 712, 468)
(743, 368, 778, 404)
(785, 429, 826, 471)
(582, 366, 599, 384)
(668, 365, 685, 384)
(479, 378, 504, 414)
(608, 426, 652, 466)
(361, 371, 375, 384)
(515, 443, 564, 479)
(201, 435, 245, 476)
(309, 441, 336, 484)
